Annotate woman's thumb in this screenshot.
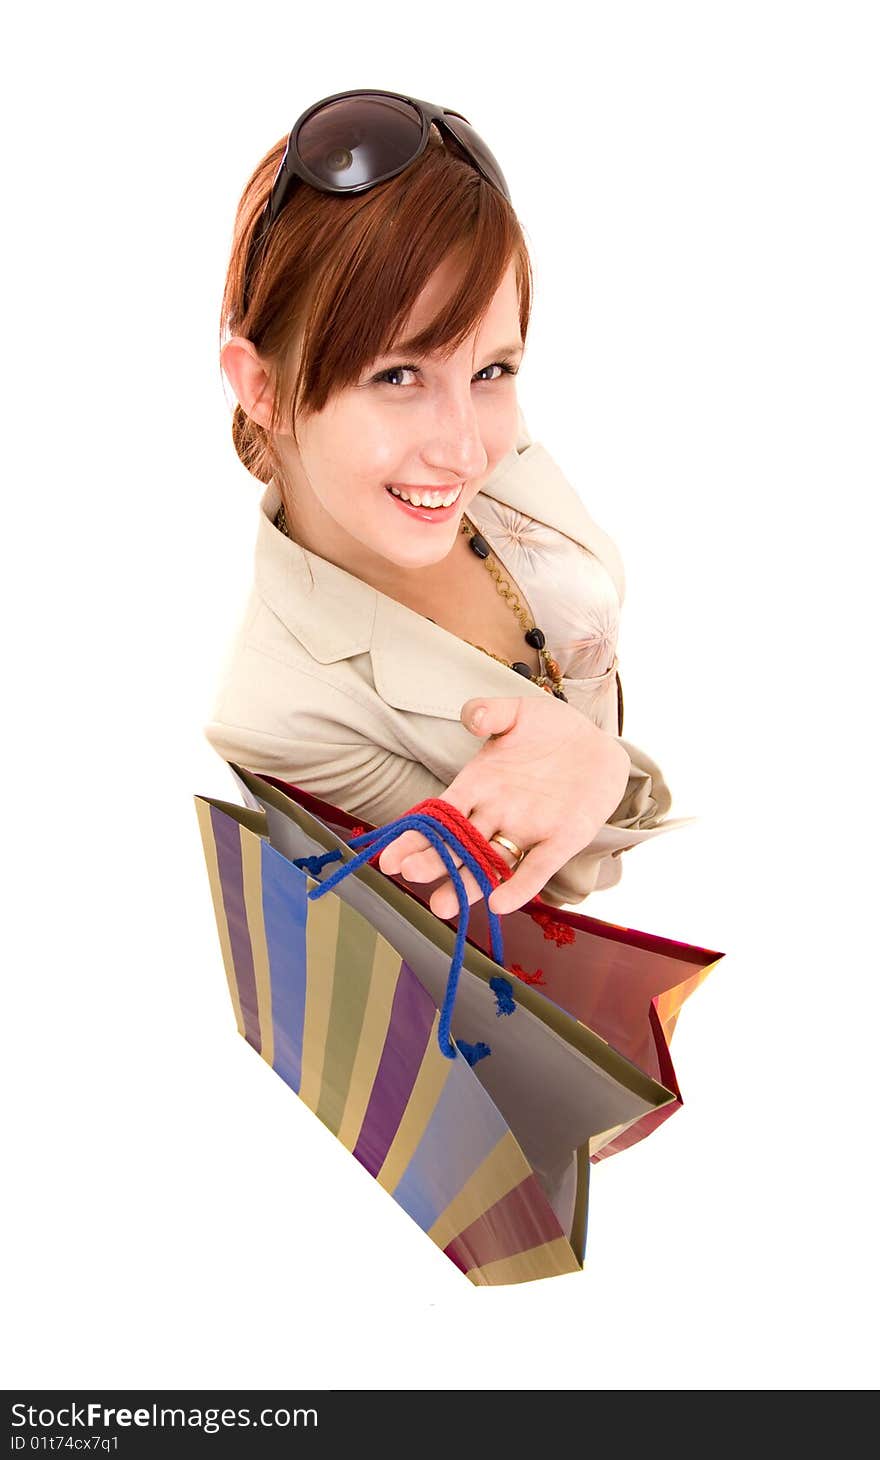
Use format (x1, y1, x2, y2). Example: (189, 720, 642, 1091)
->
(461, 697, 520, 737)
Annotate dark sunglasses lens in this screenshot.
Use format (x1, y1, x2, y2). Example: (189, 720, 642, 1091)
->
(442, 113, 511, 201)
(297, 95, 423, 190)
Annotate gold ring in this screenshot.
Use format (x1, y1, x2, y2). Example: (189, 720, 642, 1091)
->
(489, 833, 526, 869)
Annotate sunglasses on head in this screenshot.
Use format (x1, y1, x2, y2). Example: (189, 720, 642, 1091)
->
(242, 88, 512, 312)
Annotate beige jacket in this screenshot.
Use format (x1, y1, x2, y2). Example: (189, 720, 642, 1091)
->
(204, 409, 691, 906)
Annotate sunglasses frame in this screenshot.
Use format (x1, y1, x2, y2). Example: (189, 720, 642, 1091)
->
(242, 88, 512, 311)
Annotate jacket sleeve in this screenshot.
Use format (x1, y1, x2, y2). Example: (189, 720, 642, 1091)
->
(538, 734, 679, 906)
(204, 716, 452, 828)
(203, 712, 684, 911)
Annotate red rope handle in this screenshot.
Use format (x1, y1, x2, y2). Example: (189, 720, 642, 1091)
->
(350, 800, 573, 988)
(405, 798, 515, 888)
(351, 799, 547, 906)
(406, 800, 550, 907)
(348, 802, 509, 883)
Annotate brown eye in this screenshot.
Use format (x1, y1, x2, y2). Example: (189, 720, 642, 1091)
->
(476, 361, 519, 381)
(372, 365, 419, 386)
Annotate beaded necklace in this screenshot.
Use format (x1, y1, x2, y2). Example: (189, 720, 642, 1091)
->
(273, 500, 568, 703)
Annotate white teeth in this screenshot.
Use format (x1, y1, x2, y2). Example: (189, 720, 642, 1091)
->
(388, 485, 462, 508)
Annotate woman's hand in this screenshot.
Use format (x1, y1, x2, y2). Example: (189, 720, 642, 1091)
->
(377, 695, 631, 917)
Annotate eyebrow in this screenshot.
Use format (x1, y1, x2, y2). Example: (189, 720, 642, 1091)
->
(384, 340, 525, 360)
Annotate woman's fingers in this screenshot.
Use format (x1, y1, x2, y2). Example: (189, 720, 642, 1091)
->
(425, 837, 563, 920)
(378, 793, 475, 880)
(399, 803, 508, 882)
(376, 816, 459, 875)
(428, 863, 485, 919)
(428, 832, 523, 920)
(380, 806, 525, 921)
(485, 842, 562, 917)
(377, 829, 432, 875)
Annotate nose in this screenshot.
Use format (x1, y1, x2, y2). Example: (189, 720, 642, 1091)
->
(421, 388, 490, 482)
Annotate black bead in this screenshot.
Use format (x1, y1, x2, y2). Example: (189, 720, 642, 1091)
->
(512, 661, 534, 678)
(467, 531, 491, 559)
(525, 626, 546, 650)
(552, 688, 568, 701)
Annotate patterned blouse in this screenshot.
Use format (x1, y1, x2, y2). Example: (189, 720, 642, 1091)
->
(465, 494, 623, 737)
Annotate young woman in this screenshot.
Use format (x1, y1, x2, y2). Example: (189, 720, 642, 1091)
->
(206, 89, 685, 917)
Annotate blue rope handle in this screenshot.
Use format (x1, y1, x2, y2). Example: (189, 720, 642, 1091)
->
(291, 813, 506, 1059)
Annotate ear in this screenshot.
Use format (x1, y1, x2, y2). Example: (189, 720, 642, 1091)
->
(220, 336, 276, 431)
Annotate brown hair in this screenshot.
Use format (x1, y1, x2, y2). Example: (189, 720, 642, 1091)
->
(219, 124, 534, 485)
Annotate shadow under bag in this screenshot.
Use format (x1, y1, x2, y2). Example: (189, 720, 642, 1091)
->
(194, 763, 723, 1288)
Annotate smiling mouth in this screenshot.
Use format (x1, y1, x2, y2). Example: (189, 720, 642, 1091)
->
(385, 484, 464, 508)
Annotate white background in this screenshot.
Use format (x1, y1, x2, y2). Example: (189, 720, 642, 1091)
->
(3, 0, 878, 1392)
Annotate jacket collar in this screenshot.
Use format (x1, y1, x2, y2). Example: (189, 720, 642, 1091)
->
(253, 419, 625, 718)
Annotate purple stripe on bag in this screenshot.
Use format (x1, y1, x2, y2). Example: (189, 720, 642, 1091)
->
(392, 1068, 510, 1232)
(211, 804, 261, 1053)
(443, 1173, 565, 1276)
(261, 841, 308, 1094)
(353, 962, 434, 1177)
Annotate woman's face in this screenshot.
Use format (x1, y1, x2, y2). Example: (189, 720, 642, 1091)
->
(275, 254, 525, 592)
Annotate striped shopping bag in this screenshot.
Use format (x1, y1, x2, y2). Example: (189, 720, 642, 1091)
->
(239, 764, 725, 1165)
(194, 768, 721, 1287)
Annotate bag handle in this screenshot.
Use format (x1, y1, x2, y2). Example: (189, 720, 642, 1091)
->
(291, 803, 513, 1060)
